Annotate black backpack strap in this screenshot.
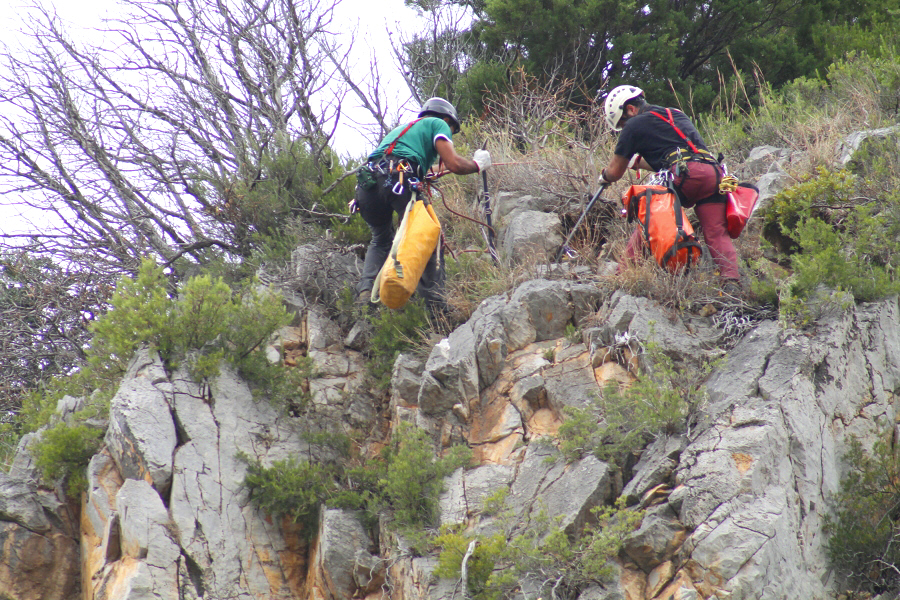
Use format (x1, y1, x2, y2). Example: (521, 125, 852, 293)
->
(662, 182, 702, 269)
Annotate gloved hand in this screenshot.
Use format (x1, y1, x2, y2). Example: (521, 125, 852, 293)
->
(599, 169, 613, 186)
(473, 149, 492, 172)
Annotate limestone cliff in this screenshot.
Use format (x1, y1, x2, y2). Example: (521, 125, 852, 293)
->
(1, 136, 899, 600)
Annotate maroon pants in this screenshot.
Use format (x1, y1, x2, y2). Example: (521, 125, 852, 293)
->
(622, 162, 739, 279)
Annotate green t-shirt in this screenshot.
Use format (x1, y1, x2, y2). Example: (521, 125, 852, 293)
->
(368, 117, 453, 173)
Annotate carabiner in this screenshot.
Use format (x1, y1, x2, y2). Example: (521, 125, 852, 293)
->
(392, 181, 405, 195)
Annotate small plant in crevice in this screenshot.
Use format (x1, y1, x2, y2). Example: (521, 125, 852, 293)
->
(32, 421, 104, 497)
(239, 452, 337, 537)
(379, 422, 472, 530)
(557, 338, 710, 467)
(240, 422, 471, 540)
(366, 299, 432, 389)
(825, 427, 900, 596)
(433, 492, 643, 600)
(236, 350, 315, 412)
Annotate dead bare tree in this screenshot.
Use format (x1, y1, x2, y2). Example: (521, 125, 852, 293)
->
(0, 0, 358, 277)
(389, 0, 483, 108)
(0, 250, 115, 412)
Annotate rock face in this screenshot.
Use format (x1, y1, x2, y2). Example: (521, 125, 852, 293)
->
(4, 282, 898, 600)
(675, 302, 899, 599)
(1, 143, 898, 600)
(0, 466, 80, 600)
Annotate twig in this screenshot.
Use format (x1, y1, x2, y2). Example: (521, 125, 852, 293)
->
(460, 540, 477, 600)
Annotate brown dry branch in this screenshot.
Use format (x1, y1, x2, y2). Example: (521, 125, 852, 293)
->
(0, 0, 364, 279)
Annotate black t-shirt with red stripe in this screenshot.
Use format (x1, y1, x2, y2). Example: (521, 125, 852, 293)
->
(614, 105, 709, 171)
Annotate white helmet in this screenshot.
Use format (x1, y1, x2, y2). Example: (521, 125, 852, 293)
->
(604, 85, 644, 131)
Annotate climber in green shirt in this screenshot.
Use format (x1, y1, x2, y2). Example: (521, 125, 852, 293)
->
(352, 97, 491, 314)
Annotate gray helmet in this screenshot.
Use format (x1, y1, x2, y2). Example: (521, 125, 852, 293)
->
(418, 97, 460, 133)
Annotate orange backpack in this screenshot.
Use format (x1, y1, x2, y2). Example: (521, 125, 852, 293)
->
(622, 184, 702, 271)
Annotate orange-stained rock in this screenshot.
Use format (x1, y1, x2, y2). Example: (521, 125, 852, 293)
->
(528, 407, 563, 437)
(646, 560, 675, 598)
(732, 452, 755, 474)
(0, 522, 80, 600)
(82, 450, 125, 599)
(472, 433, 524, 464)
(621, 564, 647, 600)
(594, 360, 634, 387)
(654, 570, 697, 600)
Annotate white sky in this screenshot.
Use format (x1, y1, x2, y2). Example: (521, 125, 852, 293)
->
(0, 0, 435, 236)
(1, 0, 423, 155)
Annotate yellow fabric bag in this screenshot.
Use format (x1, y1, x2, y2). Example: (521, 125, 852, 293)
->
(373, 192, 442, 309)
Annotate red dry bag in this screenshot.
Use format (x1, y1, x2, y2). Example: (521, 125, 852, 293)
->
(725, 182, 760, 239)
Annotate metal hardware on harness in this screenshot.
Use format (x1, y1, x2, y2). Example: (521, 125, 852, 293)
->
(718, 162, 739, 194)
(382, 159, 394, 188)
(673, 149, 689, 177)
(646, 169, 674, 187)
(719, 175, 739, 194)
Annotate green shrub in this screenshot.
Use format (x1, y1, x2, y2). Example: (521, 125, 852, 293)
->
(761, 167, 900, 321)
(235, 351, 314, 410)
(9, 260, 298, 475)
(379, 422, 472, 528)
(89, 259, 293, 387)
(32, 422, 103, 497)
(88, 260, 174, 383)
(240, 453, 336, 535)
(578, 498, 644, 581)
(328, 461, 385, 531)
(367, 300, 431, 389)
(206, 139, 367, 263)
(434, 495, 643, 600)
(558, 339, 708, 467)
(825, 429, 900, 594)
(239, 422, 470, 537)
(434, 528, 508, 599)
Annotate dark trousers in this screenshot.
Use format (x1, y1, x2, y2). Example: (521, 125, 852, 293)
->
(354, 181, 445, 310)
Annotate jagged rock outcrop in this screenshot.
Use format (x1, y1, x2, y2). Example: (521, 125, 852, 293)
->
(500, 210, 564, 264)
(0, 462, 80, 600)
(3, 281, 897, 600)
(2, 141, 898, 600)
(836, 125, 900, 167)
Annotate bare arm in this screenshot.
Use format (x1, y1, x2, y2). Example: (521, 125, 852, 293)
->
(632, 155, 652, 170)
(435, 138, 480, 174)
(601, 154, 631, 183)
